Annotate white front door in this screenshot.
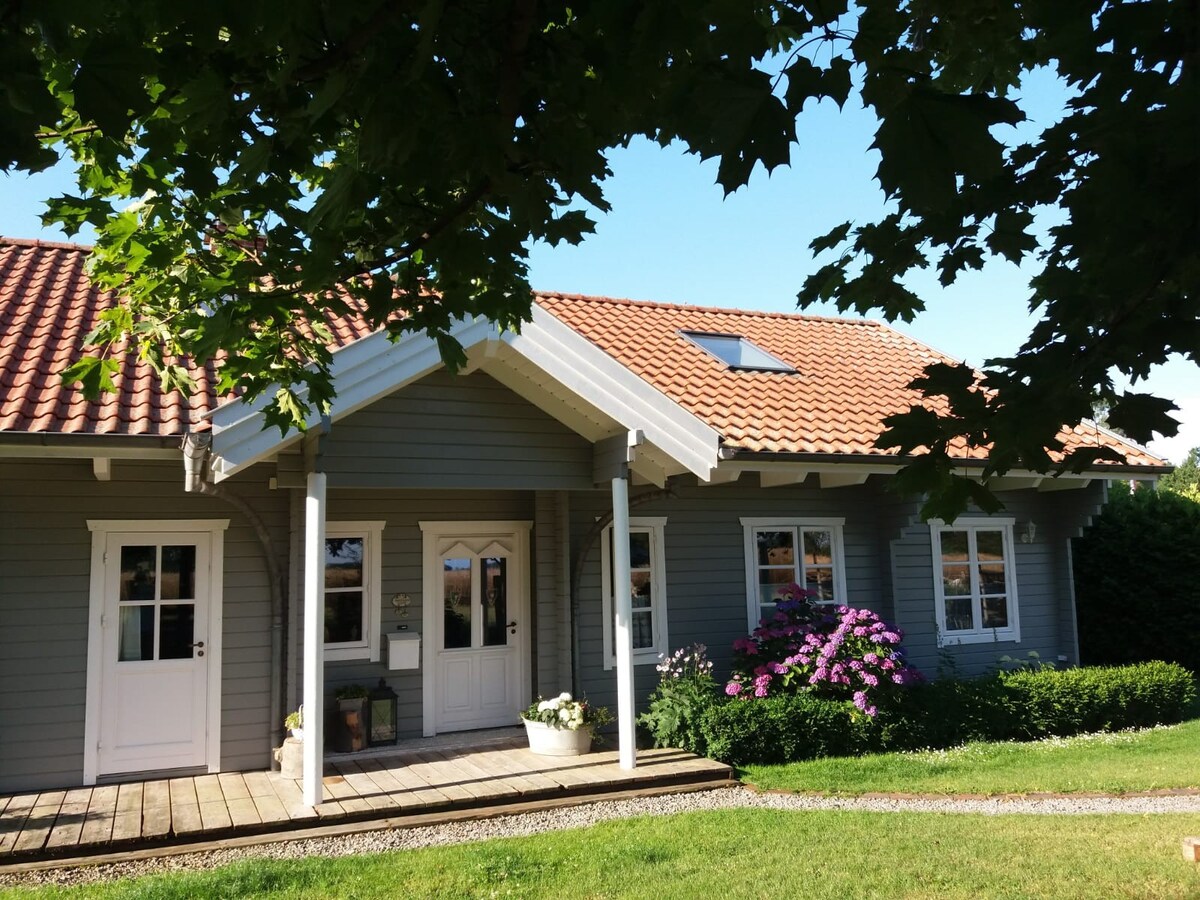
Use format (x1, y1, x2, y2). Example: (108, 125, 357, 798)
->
(422, 523, 530, 733)
(94, 529, 217, 777)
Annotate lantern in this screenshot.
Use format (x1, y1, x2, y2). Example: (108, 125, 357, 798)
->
(368, 678, 398, 746)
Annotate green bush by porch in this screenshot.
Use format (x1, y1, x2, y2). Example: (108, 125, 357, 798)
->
(645, 660, 1195, 766)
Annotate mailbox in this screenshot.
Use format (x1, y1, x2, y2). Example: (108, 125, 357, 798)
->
(386, 631, 420, 670)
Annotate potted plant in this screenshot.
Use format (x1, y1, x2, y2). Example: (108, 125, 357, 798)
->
(520, 692, 612, 756)
(284, 706, 304, 741)
(335, 684, 369, 752)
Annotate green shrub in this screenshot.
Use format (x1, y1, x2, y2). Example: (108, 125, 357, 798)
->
(1074, 484, 1200, 674)
(638, 645, 719, 754)
(698, 661, 1196, 765)
(700, 693, 869, 765)
(1001, 661, 1196, 738)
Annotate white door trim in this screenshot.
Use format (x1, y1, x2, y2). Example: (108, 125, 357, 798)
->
(83, 518, 229, 785)
(419, 520, 532, 737)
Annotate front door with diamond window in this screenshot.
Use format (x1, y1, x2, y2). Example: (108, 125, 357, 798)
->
(98, 531, 213, 776)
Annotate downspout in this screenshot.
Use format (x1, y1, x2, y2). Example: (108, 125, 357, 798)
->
(182, 432, 288, 764)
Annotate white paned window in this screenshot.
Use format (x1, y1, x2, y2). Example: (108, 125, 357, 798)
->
(601, 517, 668, 669)
(740, 517, 847, 631)
(930, 518, 1020, 645)
(324, 521, 385, 661)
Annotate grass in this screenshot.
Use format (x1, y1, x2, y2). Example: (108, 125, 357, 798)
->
(5, 808, 1200, 899)
(742, 718, 1200, 796)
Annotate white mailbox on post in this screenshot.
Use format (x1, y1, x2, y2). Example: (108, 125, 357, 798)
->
(386, 631, 421, 670)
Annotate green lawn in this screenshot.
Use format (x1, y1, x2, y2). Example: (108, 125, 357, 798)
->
(742, 719, 1200, 796)
(6, 808, 1200, 899)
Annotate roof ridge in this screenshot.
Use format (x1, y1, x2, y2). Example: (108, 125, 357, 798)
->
(534, 290, 880, 328)
(0, 235, 94, 252)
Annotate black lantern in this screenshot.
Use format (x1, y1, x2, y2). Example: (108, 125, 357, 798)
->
(368, 678, 398, 746)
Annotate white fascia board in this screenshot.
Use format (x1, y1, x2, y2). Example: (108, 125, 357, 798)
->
(210, 317, 499, 480)
(504, 307, 722, 479)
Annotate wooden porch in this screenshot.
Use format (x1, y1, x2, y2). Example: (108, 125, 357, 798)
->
(0, 737, 732, 864)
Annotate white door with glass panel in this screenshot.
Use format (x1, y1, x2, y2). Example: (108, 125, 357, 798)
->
(430, 530, 527, 731)
(98, 532, 213, 776)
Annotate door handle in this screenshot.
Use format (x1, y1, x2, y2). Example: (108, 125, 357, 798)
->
(192, 640, 205, 657)
(506, 621, 517, 634)
(191, 641, 205, 648)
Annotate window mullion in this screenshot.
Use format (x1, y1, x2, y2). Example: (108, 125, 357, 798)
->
(967, 530, 983, 632)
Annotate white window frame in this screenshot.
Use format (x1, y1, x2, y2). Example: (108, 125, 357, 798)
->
(929, 517, 1021, 646)
(601, 517, 669, 670)
(323, 521, 386, 662)
(740, 517, 847, 632)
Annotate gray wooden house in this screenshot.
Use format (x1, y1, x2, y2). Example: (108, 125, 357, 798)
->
(0, 237, 1168, 800)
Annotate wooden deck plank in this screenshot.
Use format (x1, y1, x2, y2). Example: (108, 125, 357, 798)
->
(240, 773, 291, 825)
(193, 775, 225, 806)
(355, 758, 429, 812)
(0, 792, 40, 855)
(217, 772, 251, 802)
(108, 783, 145, 844)
(168, 778, 203, 836)
(224, 797, 261, 828)
(504, 748, 591, 789)
(78, 784, 119, 846)
(469, 748, 559, 793)
(45, 788, 93, 851)
(379, 756, 456, 807)
(407, 752, 477, 803)
(440, 749, 529, 798)
(320, 772, 374, 815)
(265, 775, 319, 822)
(198, 801, 233, 832)
(331, 760, 401, 813)
(140, 780, 172, 840)
(12, 791, 65, 854)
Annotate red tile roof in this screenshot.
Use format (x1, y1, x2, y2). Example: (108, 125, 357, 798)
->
(0, 237, 1166, 469)
(535, 291, 1166, 468)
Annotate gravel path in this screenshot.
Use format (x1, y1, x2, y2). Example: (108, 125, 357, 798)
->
(6, 785, 1200, 889)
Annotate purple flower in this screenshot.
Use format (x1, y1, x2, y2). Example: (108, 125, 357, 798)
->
(725, 681, 743, 696)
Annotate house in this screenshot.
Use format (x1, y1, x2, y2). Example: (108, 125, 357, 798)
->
(0, 236, 1168, 803)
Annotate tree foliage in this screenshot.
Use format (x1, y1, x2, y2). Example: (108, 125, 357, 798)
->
(1, 1, 1195, 517)
(1158, 447, 1200, 501)
(1074, 484, 1200, 676)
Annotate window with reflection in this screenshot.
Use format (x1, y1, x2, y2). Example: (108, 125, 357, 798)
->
(117, 543, 197, 662)
(601, 518, 668, 668)
(322, 523, 386, 660)
(742, 520, 845, 630)
(931, 521, 1019, 643)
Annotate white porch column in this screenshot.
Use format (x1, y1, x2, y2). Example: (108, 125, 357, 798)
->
(611, 474, 637, 769)
(302, 472, 327, 806)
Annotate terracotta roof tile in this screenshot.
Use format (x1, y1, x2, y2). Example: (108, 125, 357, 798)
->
(533, 291, 1165, 468)
(0, 237, 1166, 469)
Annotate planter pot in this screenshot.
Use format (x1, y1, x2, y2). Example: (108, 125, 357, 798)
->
(523, 719, 593, 756)
(276, 736, 303, 780)
(289, 728, 304, 741)
(335, 697, 368, 752)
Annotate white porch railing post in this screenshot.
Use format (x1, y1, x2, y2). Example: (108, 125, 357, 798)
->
(302, 472, 327, 806)
(611, 474, 637, 769)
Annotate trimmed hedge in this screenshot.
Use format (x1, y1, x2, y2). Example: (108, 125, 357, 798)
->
(699, 661, 1196, 766)
(1074, 485, 1200, 674)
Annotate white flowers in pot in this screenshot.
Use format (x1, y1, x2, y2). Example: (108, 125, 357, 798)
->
(520, 692, 611, 756)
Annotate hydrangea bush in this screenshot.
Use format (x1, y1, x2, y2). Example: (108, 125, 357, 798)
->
(725, 585, 922, 715)
(522, 693, 611, 730)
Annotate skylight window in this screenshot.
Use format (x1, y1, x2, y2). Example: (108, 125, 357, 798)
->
(681, 331, 796, 373)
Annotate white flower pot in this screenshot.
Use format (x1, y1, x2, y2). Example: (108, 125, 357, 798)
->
(523, 719, 594, 756)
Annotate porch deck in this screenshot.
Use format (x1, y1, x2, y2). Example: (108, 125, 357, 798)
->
(0, 737, 732, 863)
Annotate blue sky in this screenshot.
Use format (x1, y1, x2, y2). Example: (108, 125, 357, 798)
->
(3, 83, 1197, 462)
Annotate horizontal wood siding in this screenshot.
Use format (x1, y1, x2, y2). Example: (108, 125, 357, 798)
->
(320, 370, 593, 490)
(890, 486, 1109, 676)
(0, 459, 284, 793)
(568, 477, 890, 711)
(313, 489, 534, 740)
